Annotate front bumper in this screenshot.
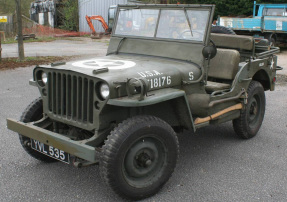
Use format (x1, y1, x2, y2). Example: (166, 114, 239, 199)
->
(7, 118, 99, 163)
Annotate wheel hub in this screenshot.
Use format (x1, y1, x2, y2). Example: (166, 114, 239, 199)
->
(123, 137, 167, 187)
(250, 102, 258, 116)
(125, 139, 158, 178)
(248, 96, 261, 126)
(136, 152, 152, 168)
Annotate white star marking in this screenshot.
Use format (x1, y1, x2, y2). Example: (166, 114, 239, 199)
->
(72, 59, 136, 70)
(270, 58, 274, 70)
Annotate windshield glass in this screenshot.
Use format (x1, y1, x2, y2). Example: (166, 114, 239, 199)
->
(115, 9, 159, 37)
(263, 8, 286, 16)
(115, 8, 210, 42)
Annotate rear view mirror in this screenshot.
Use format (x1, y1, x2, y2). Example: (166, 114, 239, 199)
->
(202, 40, 217, 59)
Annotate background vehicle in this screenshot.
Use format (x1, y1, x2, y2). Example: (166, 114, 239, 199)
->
(7, 4, 280, 200)
(85, 5, 117, 37)
(217, 1, 287, 46)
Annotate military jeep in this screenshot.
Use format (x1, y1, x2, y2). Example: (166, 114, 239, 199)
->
(7, 4, 280, 200)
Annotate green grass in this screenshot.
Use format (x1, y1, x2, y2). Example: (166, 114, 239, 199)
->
(1, 56, 65, 62)
(1, 35, 111, 44)
(0, 56, 75, 70)
(19, 56, 53, 62)
(1, 36, 56, 44)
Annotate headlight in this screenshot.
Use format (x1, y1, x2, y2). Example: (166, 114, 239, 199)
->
(42, 72, 47, 84)
(100, 83, 110, 99)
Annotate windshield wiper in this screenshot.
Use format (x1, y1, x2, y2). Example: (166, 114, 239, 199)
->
(184, 8, 193, 37)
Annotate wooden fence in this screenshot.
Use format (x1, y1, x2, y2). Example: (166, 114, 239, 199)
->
(0, 14, 37, 39)
(0, 15, 15, 38)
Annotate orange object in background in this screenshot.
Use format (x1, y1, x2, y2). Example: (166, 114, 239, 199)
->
(85, 15, 110, 35)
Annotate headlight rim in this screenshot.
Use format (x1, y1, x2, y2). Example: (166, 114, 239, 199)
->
(41, 72, 48, 85)
(36, 70, 47, 87)
(98, 82, 110, 100)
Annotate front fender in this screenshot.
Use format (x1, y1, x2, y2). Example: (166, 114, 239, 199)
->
(108, 88, 184, 107)
(107, 88, 195, 131)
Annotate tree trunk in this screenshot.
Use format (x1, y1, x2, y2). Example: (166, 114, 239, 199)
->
(15, 0, 24, 61)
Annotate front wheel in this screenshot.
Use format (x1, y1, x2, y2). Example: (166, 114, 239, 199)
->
(19, 98, 57, 162)
(100, 116, 179, 200)
(233, 81, 266, 139)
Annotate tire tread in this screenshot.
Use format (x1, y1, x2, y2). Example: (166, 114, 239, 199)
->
(100, 115, 179, 200)
(211, 25, 236, 35)
(19, 97, 56, 162)
(233, 81, 266, 139)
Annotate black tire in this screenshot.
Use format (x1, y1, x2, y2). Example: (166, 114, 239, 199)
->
(264, 34, 276, 47)
(233, 81, 266, 139)
(19, 98, 57, 162)
(211, 25, 236, 35)
(100, 116, 179, 200)
(270, 37, 276, 47)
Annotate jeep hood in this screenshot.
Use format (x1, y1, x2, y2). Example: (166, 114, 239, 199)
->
(44, 55, 202, 85)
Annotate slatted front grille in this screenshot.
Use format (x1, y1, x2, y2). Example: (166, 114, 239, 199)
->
(47, 72, 94, 124)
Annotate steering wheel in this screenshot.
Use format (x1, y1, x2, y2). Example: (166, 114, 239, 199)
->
(179, 29, 203, 40)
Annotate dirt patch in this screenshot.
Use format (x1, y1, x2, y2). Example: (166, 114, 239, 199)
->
(0, 56, 75, 70)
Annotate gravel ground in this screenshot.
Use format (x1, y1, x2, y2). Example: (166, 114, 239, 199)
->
(277, 48, 287, 75)
(1, 37, 109, 58)
(0, 67, 286, 201)
(1, 39, 287, 201)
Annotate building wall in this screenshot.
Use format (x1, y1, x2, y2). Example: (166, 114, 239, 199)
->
(30, 0, 56, 27)
(78, 0, 129, 33)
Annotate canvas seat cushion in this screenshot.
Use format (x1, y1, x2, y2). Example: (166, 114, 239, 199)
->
(208, 48, 240, 80)
(210, 33, 254, 51)
(205, 81, 231, 93)
(205, 48, 240, 93)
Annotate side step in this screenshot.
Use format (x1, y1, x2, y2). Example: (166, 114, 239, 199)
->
(194, 103, 243, 125)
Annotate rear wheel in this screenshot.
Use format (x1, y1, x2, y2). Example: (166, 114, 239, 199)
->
(264, 34, 276, 47)
(19, 98, 57, 162)
(270, 37, 276, 47)
(100, 116, 179, 200)
(233, 81, 266, 139)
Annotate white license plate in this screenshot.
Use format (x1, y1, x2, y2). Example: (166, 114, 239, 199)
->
(31, 139, 70, 164)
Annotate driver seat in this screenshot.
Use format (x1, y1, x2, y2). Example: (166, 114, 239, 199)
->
(205, 48, 240, 93)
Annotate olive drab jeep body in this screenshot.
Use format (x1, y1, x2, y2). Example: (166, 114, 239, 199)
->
(7, 4, 280, 200)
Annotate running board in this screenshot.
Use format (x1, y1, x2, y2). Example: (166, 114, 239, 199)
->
(194, 103, 243, 125)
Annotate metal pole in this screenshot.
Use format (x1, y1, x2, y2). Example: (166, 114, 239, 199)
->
(15, 0, 25, 61)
